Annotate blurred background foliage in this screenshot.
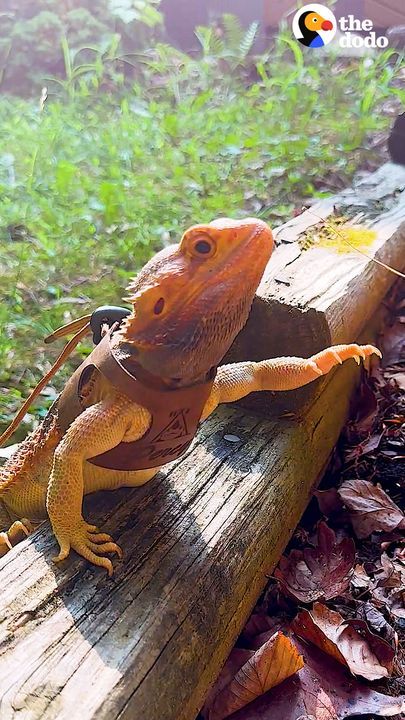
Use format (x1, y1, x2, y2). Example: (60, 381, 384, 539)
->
(0, 0, 162, 93)
(0, 0, 404, 436)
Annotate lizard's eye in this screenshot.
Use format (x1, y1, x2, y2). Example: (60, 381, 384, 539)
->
(195, 239, 211, 254)
(190, 234, 216, 259)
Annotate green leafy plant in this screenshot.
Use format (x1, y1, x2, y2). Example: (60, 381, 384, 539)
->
(45, 34, 127, 100)
(0, 25, 403, 430)
(195, 13, 259, 72)
(0, 0, 162, 94)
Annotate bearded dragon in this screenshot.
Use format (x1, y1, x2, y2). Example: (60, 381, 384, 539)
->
(0, 218, 380, 575)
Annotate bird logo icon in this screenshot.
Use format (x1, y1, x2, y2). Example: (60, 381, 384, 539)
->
(292, 4, 336, 48)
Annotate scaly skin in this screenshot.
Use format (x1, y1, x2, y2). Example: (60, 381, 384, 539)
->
(0, 218, 381, 574)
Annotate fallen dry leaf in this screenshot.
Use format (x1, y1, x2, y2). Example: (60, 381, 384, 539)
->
(203, 649, 254, 716)
(218, 639, 405, 720)
(291, 602, 395, 681)
(380, 531, 405, 552)
(338, 479, 405, 538)
(375, 552, 405, 588)
(274, 522, 355, 603)
(372, 585, 405, 620)
(356, 601, 397, 647)
(371, 553, 405, 620)
(249, 629, 285, 651)
(352, 379, 378, 434)
(351, 563, 371, 591)
(358, 430, 385, 456)
(382, 321, 405, 366)
(314, 488, 345, 517)
(240, 613, 282, 643)
(385, 368, 405, 391)
(206, 632, 303, 720)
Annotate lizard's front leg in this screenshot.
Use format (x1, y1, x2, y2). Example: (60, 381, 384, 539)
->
(202, 344, 381, 417)
(47, 393, 140, 575)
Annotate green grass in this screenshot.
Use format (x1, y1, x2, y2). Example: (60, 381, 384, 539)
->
(0, 36, 403, 434)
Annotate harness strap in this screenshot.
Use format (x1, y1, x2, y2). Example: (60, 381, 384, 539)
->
(56, 330, 216, 471)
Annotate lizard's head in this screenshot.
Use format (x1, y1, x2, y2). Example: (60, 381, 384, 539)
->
(120, 217, 273, 383)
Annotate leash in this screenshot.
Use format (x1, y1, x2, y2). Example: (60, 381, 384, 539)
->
(0, 321, 91, 447)
(0, 306, 131, 448)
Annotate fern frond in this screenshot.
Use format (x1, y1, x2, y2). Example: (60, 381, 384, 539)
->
(209, 32, 225, 58)
(195, 26, 224, 58)
(194, 26, 212, 56)
(240, 22, 259, 59)
(222, 14, 244, 52)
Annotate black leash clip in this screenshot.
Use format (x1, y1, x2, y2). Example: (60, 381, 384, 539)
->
(90, 306, 131, 345)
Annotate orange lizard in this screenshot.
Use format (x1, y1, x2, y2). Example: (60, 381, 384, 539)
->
(0, 218, 381, 574)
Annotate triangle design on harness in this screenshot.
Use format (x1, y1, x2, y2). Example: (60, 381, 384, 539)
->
(152, 409, 190, 442)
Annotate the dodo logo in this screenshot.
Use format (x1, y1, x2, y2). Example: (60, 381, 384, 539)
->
(292, 4, 336, 48)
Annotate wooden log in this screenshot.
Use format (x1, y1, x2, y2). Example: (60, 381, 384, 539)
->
(0, 164, 403, 720)
(225, 162, 405, 416)
(0, 354, 367, 720)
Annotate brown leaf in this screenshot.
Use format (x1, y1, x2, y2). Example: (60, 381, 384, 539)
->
(202, 649, 254, 717)
(314, 488, 345, 517)
(247, 620, 293, 650)
(358, 431, 384, 456)
(351, 563, 371, 591)
(292, 602, 395, 680)
(207, 632, 304, 720)
(375, 552, 405, 588)
(274, 522, 355, 603)
(338, 479, 405, 538)
(356, 601, 397, 647)
(382, 321, 405, 366)
(385, 368, 405, 391)
(353, 380, 378, 433)
(380, 531, 405, 551)
(371, 553, 405, 620)
(219, 640, 405, 720)
(372, 585, 405, 620)
(240, 613, 281, 643)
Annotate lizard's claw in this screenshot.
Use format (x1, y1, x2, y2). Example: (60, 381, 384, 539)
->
(0, 532, 13, 557)
(53, 521, 123, 576)
(311, 343, 381, 375)
(0, 519, 35, 557)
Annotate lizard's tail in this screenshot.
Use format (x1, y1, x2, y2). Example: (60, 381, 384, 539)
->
(0, 320, 91, 448)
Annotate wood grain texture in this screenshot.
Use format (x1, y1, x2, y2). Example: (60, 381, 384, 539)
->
(1, 164, 402, 720)
(0, 357, 363, 720)
(226, 162, 405, 416)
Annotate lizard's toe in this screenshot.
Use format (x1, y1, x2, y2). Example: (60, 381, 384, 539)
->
(57, 522, 122, 574)
(84, 523, 100, 533)
(53, 546, 70, 563)
(361, 343, 382, 359)
(77, 547, 114, 576)
(8, 519, 35, 543)
(0, 532, 13, 557)
(88, 541, 123, 559)
(87, 531, 114, 543)
(342, 343, 381, 364)
(0, 519, 37, 558)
